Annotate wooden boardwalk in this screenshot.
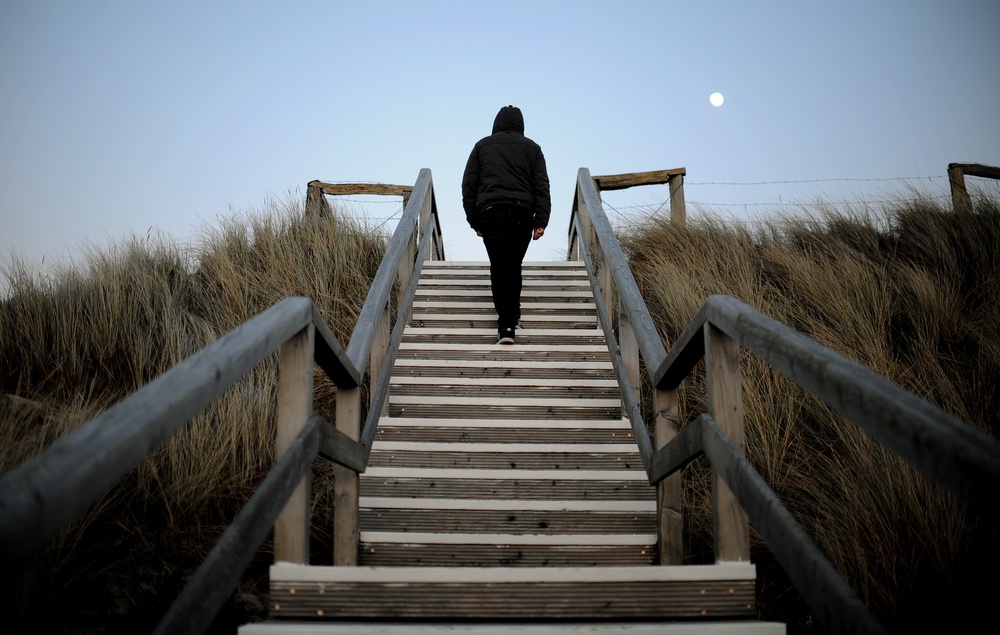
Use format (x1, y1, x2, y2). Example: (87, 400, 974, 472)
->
(245, 262, 784, 633)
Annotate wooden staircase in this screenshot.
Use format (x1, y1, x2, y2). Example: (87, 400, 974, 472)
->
(240, 261, 784, 634)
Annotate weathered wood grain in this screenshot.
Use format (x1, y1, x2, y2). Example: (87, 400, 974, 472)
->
(274, 325, 314, 565)
(592, 168, 686, 191)
(705, 324, 749, 563)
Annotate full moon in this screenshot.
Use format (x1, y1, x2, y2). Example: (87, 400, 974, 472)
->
(709, 92, 725, 107)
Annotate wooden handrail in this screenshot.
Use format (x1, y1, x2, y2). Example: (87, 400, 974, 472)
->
(0, 169, 444, 634)
(567, 166, 996, 634)
(649, 295, 1000, 508)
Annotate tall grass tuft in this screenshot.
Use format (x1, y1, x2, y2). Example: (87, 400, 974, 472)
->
(621, 193, 1000, 633)
(0, 195, 387, 633)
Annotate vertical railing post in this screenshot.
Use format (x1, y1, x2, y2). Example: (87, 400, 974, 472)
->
(419, 176, 433, 258)
(618, 297, 640, 409)
(371, 308, 390, 417)
(704, 323, 749, 562)
(655, 387, 683, 564)
(274, 324, 315, 564)
(668, 173, 686, 228)
(333, 385, 361, 565)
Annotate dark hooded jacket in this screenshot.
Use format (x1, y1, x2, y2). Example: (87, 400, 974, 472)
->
(462, 105, 551, 232)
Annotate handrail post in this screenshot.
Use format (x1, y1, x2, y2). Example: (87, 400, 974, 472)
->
(705, 323, 749, 562)
(274, 324, 315, 564)
(371, 309, 390, 417)
(398, 231, 415, 323)
(333, 385, 361, 565)
(655, 387, 683, 564)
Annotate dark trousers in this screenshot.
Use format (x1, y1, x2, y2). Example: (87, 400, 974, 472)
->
(480, 206, 533, 329)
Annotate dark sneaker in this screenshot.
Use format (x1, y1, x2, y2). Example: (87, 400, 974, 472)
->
(497, 327, 515, 345)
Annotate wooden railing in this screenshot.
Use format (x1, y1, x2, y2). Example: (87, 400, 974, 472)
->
(0, 168, 444, 635)
(567, 167, 1000, 635)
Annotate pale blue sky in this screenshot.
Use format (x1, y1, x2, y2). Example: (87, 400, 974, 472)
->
(2, 0, 998, 275)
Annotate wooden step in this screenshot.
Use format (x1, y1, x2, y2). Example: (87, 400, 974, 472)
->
(397, 343, 612, 362)
(410, 315, 597, 329)
(391, 358, 613, 379)
(264, 565, 760, 620)
(374, 417, 637, 444)
(401, 327, 606, 346)
(389, 377, 620, 399)
(413, 301, 596, 316)
(388, 396, 621, 420)
(241, 622, 787, 635)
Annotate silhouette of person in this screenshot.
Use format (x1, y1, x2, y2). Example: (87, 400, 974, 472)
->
(462, 105, 551, 344)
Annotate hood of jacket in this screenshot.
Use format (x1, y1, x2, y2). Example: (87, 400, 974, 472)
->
(492, 105, 524, 135)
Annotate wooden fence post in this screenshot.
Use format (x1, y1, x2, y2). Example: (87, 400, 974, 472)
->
(668, 173, 686, 228)
(333, 386, 361, 565)
(704, 323, 749, 562)
(274, 324, 315, 564)
(948, 163, 972, 214)
(305, 182, 333, 219)
(655, 387, 684, 564)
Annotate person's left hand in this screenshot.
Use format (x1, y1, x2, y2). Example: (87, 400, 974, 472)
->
(533, 227, 545, 240)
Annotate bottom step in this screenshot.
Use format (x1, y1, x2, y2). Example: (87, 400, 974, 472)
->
(239, 622, 787, 634)
(264, 564, 762, 621)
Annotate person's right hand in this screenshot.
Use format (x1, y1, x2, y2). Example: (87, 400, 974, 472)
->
(532, 227, 545, 240)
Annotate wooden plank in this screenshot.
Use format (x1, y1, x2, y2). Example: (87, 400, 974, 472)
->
(312, 180, 413, 198)
(239, 621, 786, 634)
(274, 325, 315, 565)
(371, 442, 634, 453)
(359, 477, 655, 500)
(357, 544, 657, 568)
(374, 426, 635, 444)
(418, 278, 591, 288)
(389, 376, 617, 389)
(592, 168, 687, 191)
(949, 162, 1000, 180)
(376, 417, 630, 429)
(705, 323, 749, 563)
(422, 260, 585, 268)
(0, 296, 315, 568)
(360, 532, 657, 545)
(271, 563, 757, 583)
(363, 468, 647, 480)
(367, 450, 643, 471)
(358, 508, 657, 534)
(358, 497, 655, 511)
(268, 564, 756, 620)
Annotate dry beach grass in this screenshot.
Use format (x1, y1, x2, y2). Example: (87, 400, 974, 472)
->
(1, 192, 998, 633)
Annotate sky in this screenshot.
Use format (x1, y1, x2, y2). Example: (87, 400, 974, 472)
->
(2, 0, 999, 281)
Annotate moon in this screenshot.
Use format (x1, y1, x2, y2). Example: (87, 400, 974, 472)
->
(709, 92, 725, 107)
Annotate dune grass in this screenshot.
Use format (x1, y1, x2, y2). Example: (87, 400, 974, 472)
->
(0, 195, 387, 632)
(2, 188, 998, 633)
(619, 192, 1000, 633)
